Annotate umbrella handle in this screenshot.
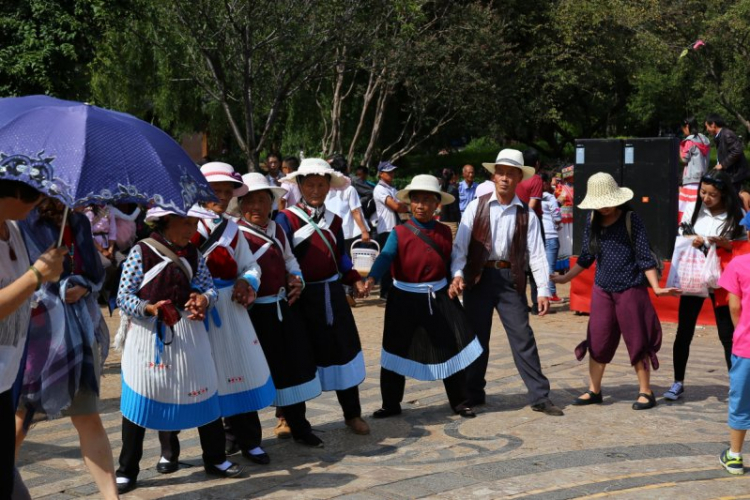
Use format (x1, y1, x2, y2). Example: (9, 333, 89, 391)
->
(57, 206, 70, 248)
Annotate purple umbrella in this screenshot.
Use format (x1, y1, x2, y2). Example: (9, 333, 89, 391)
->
(0, 95, 215, 215)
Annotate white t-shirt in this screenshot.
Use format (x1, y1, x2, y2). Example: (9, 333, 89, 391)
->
(373, 181, 399, 234)
(282, 183, 301, 207)
(541, 192, 561, 240)
(325, 186, 367, 240)
(0, 221, 32, 393)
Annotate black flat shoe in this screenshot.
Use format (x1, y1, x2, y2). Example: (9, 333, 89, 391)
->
(632, 391, 657, 410)
(572, 390, 603, 406)
(241, 450, 271, 465)
(294, 432, 324, 448)
(116, 477, 137, 494)
(455, 406, 476, 418)
(372, 407, 402, 419)
(156, 459, 179, 474)
(204, 462, 243, 478)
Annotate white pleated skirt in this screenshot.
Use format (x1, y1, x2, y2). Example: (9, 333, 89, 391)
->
(206, 285, 275, 416)
(120, 314, 221, 431)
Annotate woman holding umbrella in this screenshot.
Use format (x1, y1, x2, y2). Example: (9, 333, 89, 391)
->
(114, 206, 241, 494)
(15, 198, 118, 499)
(276, 159, 369, 435)
(0, 179, 67, 499)
(363, 175, 481, 418)
(238, 173, 323, 446)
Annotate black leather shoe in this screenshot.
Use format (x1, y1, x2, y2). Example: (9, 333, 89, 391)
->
(454, 405, 476, 418)
(294, 432, 324, 448)
(204, 462, 243, 478)
(572, 390, 603, 406)
(372, 407, 402, 419)
(116, 477, 137, 494)
(241, 450, 271, 465)
(156, 459, 179, 474)
(531, 401, 565, 416)
(632, 392, 657, 410)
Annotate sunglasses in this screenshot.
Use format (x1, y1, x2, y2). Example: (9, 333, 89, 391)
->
(701, 175, 725, 189)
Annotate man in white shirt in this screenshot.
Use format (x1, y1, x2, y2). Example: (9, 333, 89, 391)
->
(279, 156, 301, 210)
(373, 161, 408, 299)
(449, 149, 563, 416)
(325, 155, 371, 251)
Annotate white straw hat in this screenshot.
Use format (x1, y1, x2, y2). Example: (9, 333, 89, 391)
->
(280, 158, 350, 190)
(200, 162, 249, 197)
(240, 172, 287, 201)
(577, 172, 633, 210)
(396, 174, 455, 205)
(481, 149, 536, 180)
(145, 204, 216, 222)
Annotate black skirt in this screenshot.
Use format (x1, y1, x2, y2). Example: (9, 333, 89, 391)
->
(298, 281, 365, 391)
(249, 300, 321, 406)
(381, 286, 482, 381)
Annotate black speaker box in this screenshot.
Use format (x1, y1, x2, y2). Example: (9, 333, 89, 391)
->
(573, 139, 623, 254)
(621, 137, 680, 259)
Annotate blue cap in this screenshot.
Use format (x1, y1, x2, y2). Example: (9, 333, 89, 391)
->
(377, 161, 398, 173)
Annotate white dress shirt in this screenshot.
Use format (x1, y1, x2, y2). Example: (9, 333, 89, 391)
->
(451, 192, 550, 297)
(325, 186, 368, 240)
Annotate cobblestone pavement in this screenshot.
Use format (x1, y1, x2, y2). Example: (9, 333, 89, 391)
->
(17, 284, 750, 499)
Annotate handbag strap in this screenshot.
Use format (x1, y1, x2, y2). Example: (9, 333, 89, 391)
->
(199, 218, 229, 255)
(142, 238, 192, 280)
(404, 221, 449, 265)
(289, 206, 340, 276)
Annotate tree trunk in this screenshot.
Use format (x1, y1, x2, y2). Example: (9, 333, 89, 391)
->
(361, 84, 390, 167)
(347, 63, 385, 166)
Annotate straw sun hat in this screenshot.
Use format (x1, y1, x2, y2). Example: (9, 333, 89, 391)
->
(396, 174, 455, 205)
(577, 172, 633, 210)
(241, 172, 288, 200)
(481, 149, 536, 180)
(280, 158, 350, 190)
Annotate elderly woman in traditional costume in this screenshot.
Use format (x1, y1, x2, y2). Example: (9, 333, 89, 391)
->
(16, 198, 118, 499)
(156, 162, 276, 470)
(276, 159, 369, 435)
(114, 205, 241, 494)
(364, 175, 481, 419)
(238, 173, 323, 446)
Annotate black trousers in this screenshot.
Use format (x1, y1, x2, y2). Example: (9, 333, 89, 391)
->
(463, 268, 551, 405)
(117, 417, 226, 480)
(1, 389, 15, 499)
(673, 294, 734, 381)
(273, 402, 313, 439)
(380, 367, 469, 411)
(222, 411, 262, 451)
(336, 386, 362, 420)
(376, 231, 393, 298)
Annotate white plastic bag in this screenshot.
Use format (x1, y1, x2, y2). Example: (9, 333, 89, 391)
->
(666, 236, 708, 297)
(701, 244, 722, 290)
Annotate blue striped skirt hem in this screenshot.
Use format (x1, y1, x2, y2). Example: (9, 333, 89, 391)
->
(381, 336, 483, 381)
(218, 375, 276, 416)
(273, 375, 322, 406)
(121, 379, 221, 431)
(318, 351, 366, 391)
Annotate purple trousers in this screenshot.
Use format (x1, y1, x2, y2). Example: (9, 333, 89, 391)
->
(576, 285, 662, 369)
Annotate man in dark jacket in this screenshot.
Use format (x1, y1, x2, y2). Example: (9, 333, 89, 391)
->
(705, 113, 750, 192)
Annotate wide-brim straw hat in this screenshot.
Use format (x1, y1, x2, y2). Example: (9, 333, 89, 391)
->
(200, 162, 249, 197)
(481, 148, 536, 180)
(396, 174, 455, 205)
(280, 158, 350, 190)
(240, 172, 287, 200)
(578, 172, 633, 210)
(145, 204, 216, 222)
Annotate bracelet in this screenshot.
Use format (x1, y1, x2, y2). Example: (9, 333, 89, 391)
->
(28, 266, 43, 291)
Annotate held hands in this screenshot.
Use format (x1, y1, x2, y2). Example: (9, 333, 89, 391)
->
(550, 273, 571, 285)
(363, 277, 376, 297)
(185, 292, 208, 321)
(232, 279, 256, 307)
(34, 245, 68, 284)
(64, 285, 89, 304)
(353, 280, 366, 298)
(286, 273, 302, 305)
(448, 276, 465, 299)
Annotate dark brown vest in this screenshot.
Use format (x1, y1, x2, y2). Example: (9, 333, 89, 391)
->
(463, 194, 528, 295)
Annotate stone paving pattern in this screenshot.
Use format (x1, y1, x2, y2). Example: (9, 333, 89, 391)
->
(17, 284, 750, 499)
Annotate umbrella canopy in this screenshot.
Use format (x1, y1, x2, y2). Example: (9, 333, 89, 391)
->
(0, 95, 215, 215)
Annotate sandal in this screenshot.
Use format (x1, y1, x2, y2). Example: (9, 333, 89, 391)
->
(632, 391, 656, 410)
(572, 390, 603, 406)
